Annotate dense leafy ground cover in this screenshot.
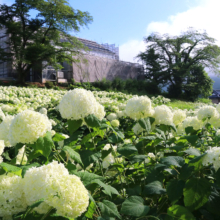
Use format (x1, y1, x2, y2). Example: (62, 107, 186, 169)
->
(0, 86, 220, 220)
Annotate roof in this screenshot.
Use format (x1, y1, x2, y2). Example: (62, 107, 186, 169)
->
(209, 90, 220, 98)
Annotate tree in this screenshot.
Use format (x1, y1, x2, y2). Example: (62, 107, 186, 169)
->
(0, 0, 92, 83)
(137, 28, 220, 100)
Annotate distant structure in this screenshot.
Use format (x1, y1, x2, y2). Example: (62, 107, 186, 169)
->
(0, 27, 144, 83)
(209, 90, 220, 103)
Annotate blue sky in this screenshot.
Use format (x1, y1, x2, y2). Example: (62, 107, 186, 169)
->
(68, 0, 220, 64)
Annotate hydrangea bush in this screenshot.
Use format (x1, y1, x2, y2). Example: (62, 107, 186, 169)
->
(0, 86, 220, 219)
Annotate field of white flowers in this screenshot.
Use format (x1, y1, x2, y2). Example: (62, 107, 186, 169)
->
(0, 86, 220, 220)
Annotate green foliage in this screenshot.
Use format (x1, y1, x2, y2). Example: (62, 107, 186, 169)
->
(137, 28, 220, 101)
(0, 0, 92, 83)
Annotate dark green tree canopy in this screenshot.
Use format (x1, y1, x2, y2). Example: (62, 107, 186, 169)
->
(0, 0, 93, 83)
(137, 29, 220, 100)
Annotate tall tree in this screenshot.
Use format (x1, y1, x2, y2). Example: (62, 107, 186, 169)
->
(137, 28, 220, 99)
(0, 0, 92, 83)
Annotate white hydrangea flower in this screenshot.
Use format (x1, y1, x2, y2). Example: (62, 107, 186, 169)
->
(173, 109, 186, 125)
(39, 108, 47, 115)
(209, 116, 220, 129)
(182, 116, 203, 131)
(111, 119, 120, 127)
(0, 140, 4, 156)
(124, 139, 131, 144)
(94, 103, 106, 120)
(23, 161, 89, 218)
(0, 107, 5, 121)
(107, 113, 118, 121)
(50, 119, 57, 126)
(102, 144, 117, 169)
(0, 174, 27, 219)
(148, 153, 155, 159)
(125, 96, 154, 120)
(117, 111, 124, 118)
(9, 110, 52, 145)
(59, 88, 104, 120)
(0, 115, 14, 147)
(216, 129, 220, 136)
(203, 147, 220, 171)
(197, 106, 219, 120)
(154, 105, 173, 125)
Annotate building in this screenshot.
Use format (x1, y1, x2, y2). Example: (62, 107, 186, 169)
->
(0, 28, 144, 83)
(209, 90, 220, 103)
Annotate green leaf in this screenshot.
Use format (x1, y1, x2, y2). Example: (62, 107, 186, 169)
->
(143, 181, 166, 196)
(117, 144, 137, 157)
(183, 148, 201, 156)
(91, 179, 119, 197)
(0, 162, 22, 176)
(160, 156, 185, 167)
(85, 201, 96, 219)
(166, 205, 195, 220)
(206, 187, 220, 215)
(188, 153, 206, 171)
(31, 131, 53, 158)
(52, 133, 67, 142)
(62, 146, 83, 165)
(167, 179, 185, 204)
(126, 185, 141, 196)
(67, 119, 83, 134)
(130, 155, 148, 164)
(73, 171, 104, 186)
(184, 135, 199, 145)
(98, 200, 121, 219)
(108, 133, 123, 144)
(120, 196, 150, 217)
(24, 198, 45, 216)
(64, 131, 80, 145)
(185, 126, 197, 135)
(179, 164, 194, 181)
(183, 177, 211, 211)
(138, 118, 151, 132)
(216, 168, 220, 186)
(147, 168, 164, 183)
(102, 148, 112, 159)
(85, 114, 101, 128)
(80, 150, 101, 168)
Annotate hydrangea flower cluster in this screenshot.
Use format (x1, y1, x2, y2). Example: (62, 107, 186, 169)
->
(197, 105, 219, 120)
(0, 115, 14, 147)
(23, 161, 89, 218)
(0, 174, 27, 219)
(203, 147, 220, 171)
(9, 110, 52, 145)
(111, 119, 120, 127)
(107, 113, 118, 121)
(125, 96, 154, 120)
(182, 116, 203, 131)
(0, 140, 4, 163)
(59, 88, 105, 120)
(154, 105, 173, 125)
(173, 109, 186, 125)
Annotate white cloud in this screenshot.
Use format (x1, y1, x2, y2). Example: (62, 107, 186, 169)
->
(120, 0, 220, 63)
(146, 0, 220, 40)
(119, 40, 145, 63)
